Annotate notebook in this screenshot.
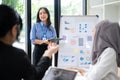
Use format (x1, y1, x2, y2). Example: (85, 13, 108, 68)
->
(42, 67, 77, 80)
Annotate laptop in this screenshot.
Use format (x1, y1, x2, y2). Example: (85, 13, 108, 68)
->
(42, 67, 77, 80)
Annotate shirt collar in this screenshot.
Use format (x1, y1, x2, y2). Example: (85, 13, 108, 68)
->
(40, 22, 47, 27)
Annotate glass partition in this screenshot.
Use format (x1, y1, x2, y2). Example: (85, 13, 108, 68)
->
(61, 0, 83, 15)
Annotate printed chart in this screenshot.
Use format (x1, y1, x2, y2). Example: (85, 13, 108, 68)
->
(58, 15, 99, 69)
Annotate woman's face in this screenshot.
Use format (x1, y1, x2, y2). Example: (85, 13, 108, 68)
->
(92, 26, 96, 38)
(39, 8, 48, 22)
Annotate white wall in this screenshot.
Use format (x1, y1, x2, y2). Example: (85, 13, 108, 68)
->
(119, 6, 120, 24)
(88, 0, 120, 23)
(105, 5, 118, 22)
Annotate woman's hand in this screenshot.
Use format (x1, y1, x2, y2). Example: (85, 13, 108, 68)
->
(43, 40, 49, 44)
(34, 39, 49, 45)
(43, 42, 59, 58)
(34, 39, 43, 45)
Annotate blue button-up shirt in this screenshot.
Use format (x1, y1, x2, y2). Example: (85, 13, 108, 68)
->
(30, 22, 57, 43)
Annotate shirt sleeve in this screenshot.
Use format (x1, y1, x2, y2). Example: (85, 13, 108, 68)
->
(20, 50, 51, 80)
(30, 23, 36, 44)
(50, 25, 57, 38)
(20, 51, 35, 80)
(84, 48, 117, 80)
(35, 56, 51, 80)
(53, 27, 57, 38)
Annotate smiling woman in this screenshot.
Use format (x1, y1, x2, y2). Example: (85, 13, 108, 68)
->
(30, 7, 57, 66)
(31, 0, 54, 24)
(31, 0, 55, 64)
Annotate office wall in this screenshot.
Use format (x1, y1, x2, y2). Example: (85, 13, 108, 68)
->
(118, 7, 120, 24)
(88, 0, 120, 23)
(105, 4, 119, 22)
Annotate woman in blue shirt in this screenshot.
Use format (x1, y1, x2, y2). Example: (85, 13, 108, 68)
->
(30, 7, 57, 66)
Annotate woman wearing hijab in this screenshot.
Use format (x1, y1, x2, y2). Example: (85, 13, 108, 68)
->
(72, 20, 120, 80)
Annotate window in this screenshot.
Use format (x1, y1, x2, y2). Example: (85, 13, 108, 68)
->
(1, 0, 26, 51)
(61, 0, 83, 15)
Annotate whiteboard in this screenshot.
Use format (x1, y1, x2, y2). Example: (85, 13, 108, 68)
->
(57, 15, 99, 69)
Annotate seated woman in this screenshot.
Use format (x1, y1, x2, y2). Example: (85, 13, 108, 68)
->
(69, 20, 120, 80)
(0, 4, 59, 80)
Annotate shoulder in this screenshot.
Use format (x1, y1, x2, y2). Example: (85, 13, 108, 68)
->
(102, 47, 116, 54)
(13, 47, 31, 62)
(100, 47, 116, 59)
(13, 47, 27, 56)
(49, 24, 55, 29)
(33, 22, 40, 27)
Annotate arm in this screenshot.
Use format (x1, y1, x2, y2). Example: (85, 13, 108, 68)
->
(85, 48, 117, 80)
(19, 50, 35, 80)
(30, 23, 36, 44)
(35, 43, 59, 80)
(18, 43, 59, 80)
(35, 57, 51, 80)
(53, 28, 57, 38)
(50, 26, 57, 38)
(34, 39, 49, 45)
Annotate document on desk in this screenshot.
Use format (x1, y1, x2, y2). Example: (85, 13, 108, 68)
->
(42, 67, 77, 80)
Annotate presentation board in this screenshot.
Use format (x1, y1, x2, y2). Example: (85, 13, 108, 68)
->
(57, 15, 99, 69)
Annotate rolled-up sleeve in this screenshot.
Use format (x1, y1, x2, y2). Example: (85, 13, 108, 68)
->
(30, 23, 36, 44)
(52, 27, 57, 38)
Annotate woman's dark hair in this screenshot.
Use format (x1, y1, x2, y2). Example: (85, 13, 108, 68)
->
(36, 7, 51, 28)
(0, 4, 23, 41)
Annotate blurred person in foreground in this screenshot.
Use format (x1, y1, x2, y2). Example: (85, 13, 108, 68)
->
(0, 4, 59, 80)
